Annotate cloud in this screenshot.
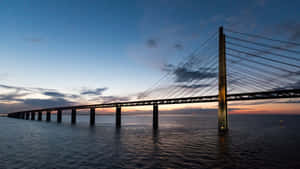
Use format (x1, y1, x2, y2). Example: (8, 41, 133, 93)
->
(0, 95, 75, 112)
(0, 92, 28, 102)
(69, 94, 80, 99)
(258, 21, 300, 51)
(23, 98, 74, 108)
(24, 37, 42, 43)
(43, 91, 65, 98)
(173, 43, 183, 50)
(272, 80, 300, 91)
(276, 100, 300, 104)
(256, 0, 267, 7)
(100, 96, 129, 103)
(0, 84, 30, 92)
(146, 39, 158, 48)
(81, 88, 108, 95)
(175, 84, 211, 89)
(0, 83, 130, 113)
(163, 64, 216, 82)
(0, 103, 29, 114)
(276, 22, 300, 42)
(0, 84, 78, 112)
(88, 95, 129, 103)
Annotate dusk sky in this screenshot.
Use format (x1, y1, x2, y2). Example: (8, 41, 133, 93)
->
(0, 0, 299, 114)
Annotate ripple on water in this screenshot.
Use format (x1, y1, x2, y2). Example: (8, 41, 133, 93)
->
(0, 114, 300, 169)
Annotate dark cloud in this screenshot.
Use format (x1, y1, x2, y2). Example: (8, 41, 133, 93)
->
(0, 94, 75, 113)
(69, 94, 80, 98)
(272, 80, 300, 90)
(0, 93, 28, 102)
(175, 84, 211, 89)
(276, 100, 300, 104)
(174, 43, 183, 50)
(256, 0, 267, 7)
(258, 21, 300, 53)
(0, 84, 130, 113)
(278, 22, 300, 42)
(163, 64, 216, 82)
(285, 71, 300, 77)
(100, 96, 129, 103)
(0, 84, 30, 92)
(0, 84, 17, 89)
(146, 39, 158, 48)
(24, 37, 42, 43)
(23, 98, 74, 108)
(0, 103, 29, 114)
(81, 88, 108, 95)
(0, 84, 79, 112)
(43, 91, 65, 98)
(88, 95, 129, 103)
(136, 92, 149, 100)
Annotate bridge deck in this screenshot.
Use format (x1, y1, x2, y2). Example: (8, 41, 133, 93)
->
(8, 89, 300, 114)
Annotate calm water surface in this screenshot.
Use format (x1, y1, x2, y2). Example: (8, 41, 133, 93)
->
(0, 113, 300, 169)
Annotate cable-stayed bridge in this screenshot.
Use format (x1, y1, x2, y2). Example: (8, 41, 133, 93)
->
(7, 27, 300, 132)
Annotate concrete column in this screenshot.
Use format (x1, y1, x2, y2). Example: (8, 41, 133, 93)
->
(31, 112, 35, 120)
(57, 109, 62, 123)
(46, 111, 51, 122)
(25, 112, 30, 120)
(218, 26, 228, 132)
(116, 106, 121, 128)
(71, 108, 76, 124)
(38, 111, 42, 121)
(21, 112, 25, 119)
(153, 104, 159, 129)
(90, 107, 95, 126)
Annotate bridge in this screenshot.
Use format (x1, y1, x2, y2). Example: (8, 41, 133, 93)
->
(7, 27, 300, 132)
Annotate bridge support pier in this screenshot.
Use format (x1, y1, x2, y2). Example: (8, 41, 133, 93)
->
(25, 112, 30, 120)
(116, 106, 121, 128)
(153, 104, 159, 129)
(31, 112, 35, 120)
(90, 108, 95, 126)
(57, 110, 62, 123)
(38, 111, 42, 121)
(71, 108, 76, 124)
(218, 26, 228, 132)
(21, 112, 25, 119)
(46, 111, 51, 122)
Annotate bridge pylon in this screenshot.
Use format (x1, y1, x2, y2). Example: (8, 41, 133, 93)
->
(218, 26, 228, 132)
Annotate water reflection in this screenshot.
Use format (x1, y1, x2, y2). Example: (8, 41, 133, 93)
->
(1, 114, 300, 169)
(217, 132, 229, 156)
(152, 129, 160, 144)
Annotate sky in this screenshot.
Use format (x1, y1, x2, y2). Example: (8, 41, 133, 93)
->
(0, 0, 299, 114)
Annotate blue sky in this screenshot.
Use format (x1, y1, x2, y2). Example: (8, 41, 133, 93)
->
(0, 0, 300, 113)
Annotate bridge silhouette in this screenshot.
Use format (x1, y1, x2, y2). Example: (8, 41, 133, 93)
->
(7, 27, 300, 132)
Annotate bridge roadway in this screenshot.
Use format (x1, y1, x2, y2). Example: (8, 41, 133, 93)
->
(9, 89, 300, 114)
